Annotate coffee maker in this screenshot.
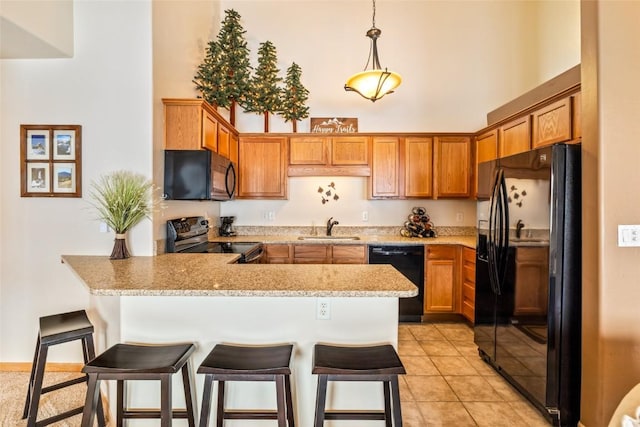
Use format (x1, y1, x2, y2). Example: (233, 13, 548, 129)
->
(219, 216, 236, 236)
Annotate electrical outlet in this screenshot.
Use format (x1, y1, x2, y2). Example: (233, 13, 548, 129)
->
(268, 211, 275, 221)
(317, 298, 331, 320)
(362, 211, 369, 222)
(456, 212, 464, 223)
(99, 222, 110, 233)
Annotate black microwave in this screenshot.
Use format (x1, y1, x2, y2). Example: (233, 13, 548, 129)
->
(163, 150, 236, 201)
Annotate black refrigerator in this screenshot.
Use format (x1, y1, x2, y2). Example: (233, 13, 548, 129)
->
(474, 144, 581, 426)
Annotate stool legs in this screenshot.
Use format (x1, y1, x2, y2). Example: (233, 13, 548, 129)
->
(199, 375, 215, 427)
(25, 333, 105, 427)
(84, 371, 196, 427)
(314, 374, 403, 427)
(390, 376, 402, 427)
(313, 375, 328, 427)
(216, 380, 225, 427)
(285, 376, 295, 427)
(81, 374, 102, 427)
(182, 363, 198, 427)
(199, 374, 294, 427)
(24, 337, 48, 426)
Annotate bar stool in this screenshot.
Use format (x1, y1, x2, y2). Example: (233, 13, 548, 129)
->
(23, 309, 106, 427)
(197, 343, 295, 427)
(80, 342, 197, 427)
(312, 343, 406, 427)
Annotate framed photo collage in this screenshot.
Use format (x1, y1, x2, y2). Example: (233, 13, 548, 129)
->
(20, 125, 82, 197)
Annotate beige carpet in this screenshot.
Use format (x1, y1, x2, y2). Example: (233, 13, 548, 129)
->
(0, 371, 87, 426)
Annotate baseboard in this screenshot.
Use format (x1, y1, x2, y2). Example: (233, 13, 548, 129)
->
(0, 362, 83, 372)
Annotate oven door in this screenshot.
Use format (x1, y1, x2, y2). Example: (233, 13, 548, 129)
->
(239, 245, 265, 264)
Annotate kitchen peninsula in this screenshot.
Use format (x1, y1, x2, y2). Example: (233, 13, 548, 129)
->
(62, 254, 417, 427)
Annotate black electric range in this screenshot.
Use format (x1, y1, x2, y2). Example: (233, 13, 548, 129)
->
(166, 217, 263, 263)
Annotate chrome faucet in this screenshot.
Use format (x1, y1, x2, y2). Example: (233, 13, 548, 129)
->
(516, 219, 525, 239)
(326, 217, 339, 236)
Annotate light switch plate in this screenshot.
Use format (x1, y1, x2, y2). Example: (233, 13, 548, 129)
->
(618, 225, 640, 247)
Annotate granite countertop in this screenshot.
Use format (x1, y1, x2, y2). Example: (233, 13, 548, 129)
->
(61, 254, 419, 298)
(208, 235, 477, 248)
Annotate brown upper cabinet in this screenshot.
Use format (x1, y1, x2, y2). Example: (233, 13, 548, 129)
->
(404, 137, 434, 198)
(370, 135, 468, 199)
(572, 92, 581, 141)
(499, 116, 531, 158)
(433, 136, 471, 198)
(163, 99, 237, 155)
(237, 136, 287, 199)
(370, 136, 401, 198)
(474, 130, 498, 198)
(475, 129, 498, 164)
(288, 135, 370, 176)
(532, 97, 572, 149)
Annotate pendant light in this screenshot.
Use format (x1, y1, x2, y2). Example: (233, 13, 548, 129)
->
(344, 0, 402, 102)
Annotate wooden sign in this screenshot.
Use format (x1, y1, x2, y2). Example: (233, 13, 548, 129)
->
(310, 117, 358, 133)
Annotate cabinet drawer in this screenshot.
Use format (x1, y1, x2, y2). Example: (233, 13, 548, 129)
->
(461, 300, 475, 322)
(332, 245, 365, 259)
(293, 245, 329, 258)
(427, 245, 457, 259)
(463, 264, 475, 283)
(462, 282, 475, 303)
(266, 244, 291, 258)
(463, 247, 476, 264)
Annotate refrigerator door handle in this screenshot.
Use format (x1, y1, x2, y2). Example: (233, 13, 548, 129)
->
(496, 171, 510, 294)
(488, 169, 503, 295)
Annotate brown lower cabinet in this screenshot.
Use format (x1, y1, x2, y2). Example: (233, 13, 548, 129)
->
(264, 244, 366, 264)
(461, 247, 476, 322)
(264, 242, 477, 322)
(264, 244, 292, 264)
(425, 245, 460, 313)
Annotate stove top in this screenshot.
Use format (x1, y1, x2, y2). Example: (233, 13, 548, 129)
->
(179, 241, 261, 254)
(166, 216, 263, 262)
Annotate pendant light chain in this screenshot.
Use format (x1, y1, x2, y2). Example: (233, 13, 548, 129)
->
(344, 0, 402, 102)
(372, 0, 376, 28)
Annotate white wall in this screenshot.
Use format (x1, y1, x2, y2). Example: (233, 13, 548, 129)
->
(0, 0, 580, 363)
(223, 177, 477, 227)
(216, 0, 579, 228)
(0, 1, 153, 362)
(152, 1, 222, 244)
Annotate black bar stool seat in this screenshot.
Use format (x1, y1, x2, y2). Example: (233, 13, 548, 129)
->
(23, 309, 106, 427)
(81, 342, 197, 427)
(312, 343, 406, 427)
(198, 343, 295, 427)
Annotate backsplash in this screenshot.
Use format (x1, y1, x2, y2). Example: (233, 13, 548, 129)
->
(228, 225, 476, 237)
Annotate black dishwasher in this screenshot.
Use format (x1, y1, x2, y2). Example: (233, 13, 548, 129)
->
(368, 245, 424, 322)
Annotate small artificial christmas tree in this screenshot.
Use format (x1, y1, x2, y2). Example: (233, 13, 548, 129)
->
(280, 62, 310, 133)
(245, 41, 282, 132)
(211, 9, 252, 126)
(193, 39, 227, 108)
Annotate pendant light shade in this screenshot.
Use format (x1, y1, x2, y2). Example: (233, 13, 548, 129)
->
(344, 1, 401, 102)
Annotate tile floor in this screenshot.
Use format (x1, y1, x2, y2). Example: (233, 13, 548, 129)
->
(398, 322, 551, 426)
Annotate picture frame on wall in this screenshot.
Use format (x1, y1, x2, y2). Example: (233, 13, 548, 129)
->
(52, 129, 76, 160)
(26, 130, 50, 160)
(53, 163, 76, 193)
(20, 124, 82, 198)
(26, 163, 50, 193)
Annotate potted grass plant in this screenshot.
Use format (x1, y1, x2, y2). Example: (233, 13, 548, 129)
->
(89, 171, 154, 259)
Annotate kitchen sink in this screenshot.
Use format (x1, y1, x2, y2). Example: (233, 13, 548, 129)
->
(297, 236, 361, 241)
